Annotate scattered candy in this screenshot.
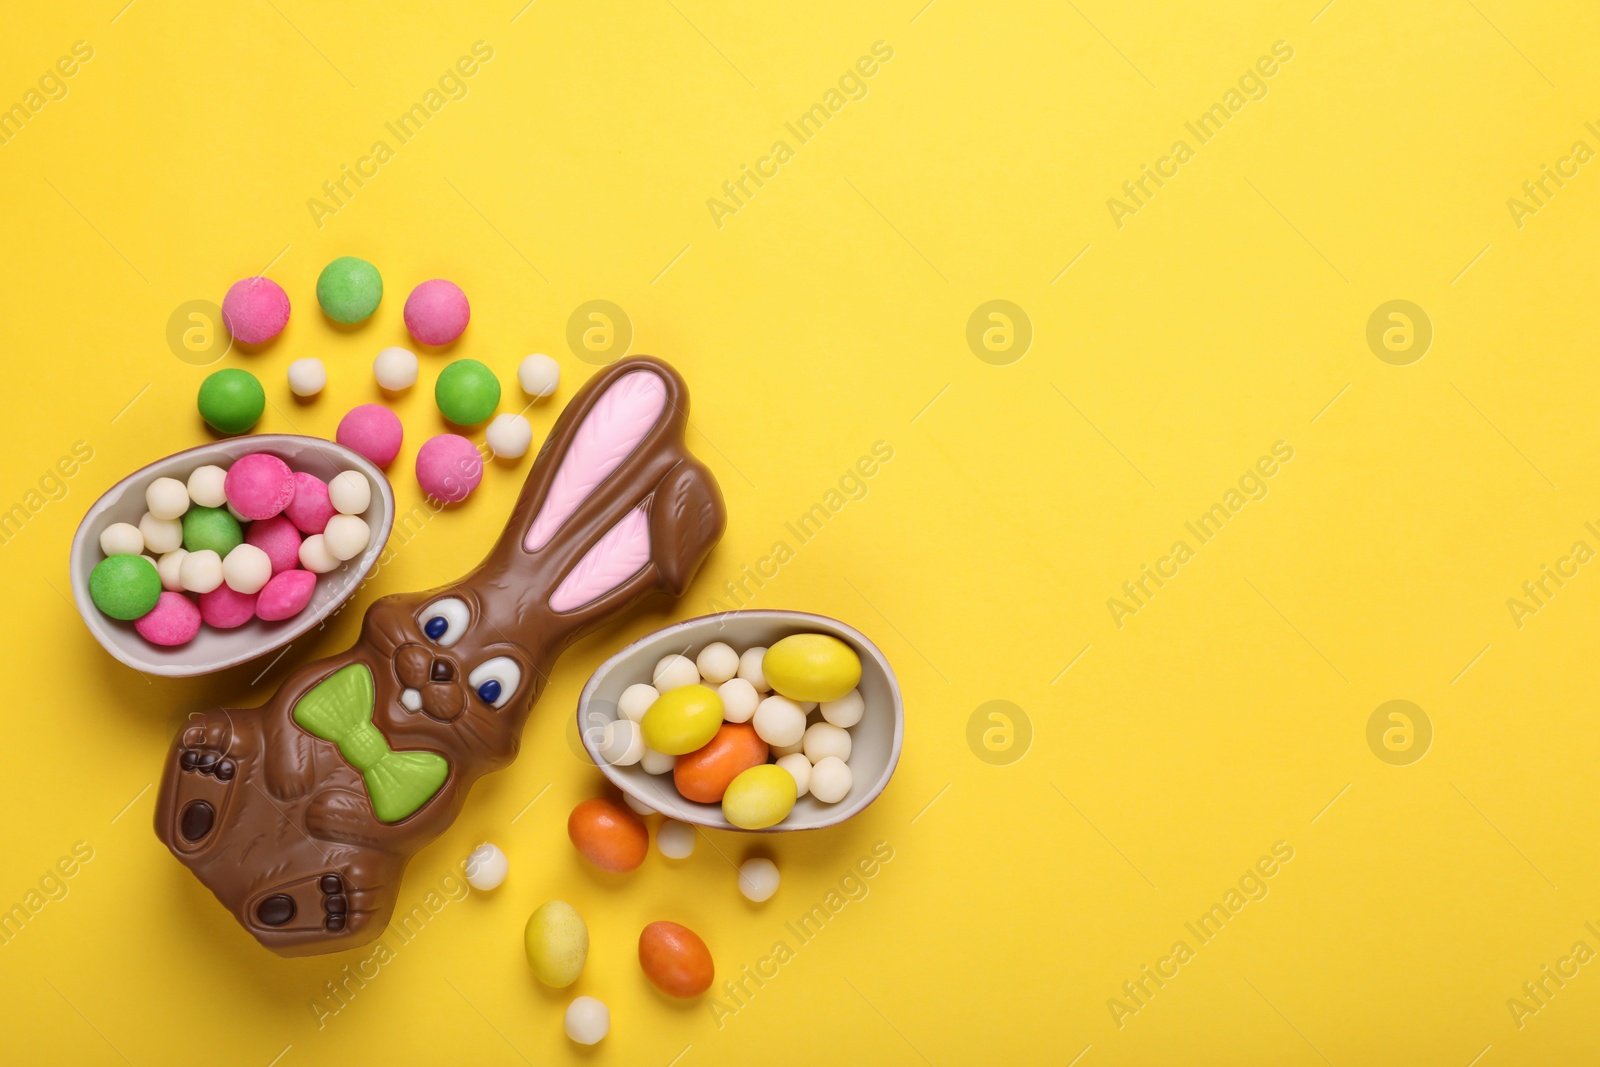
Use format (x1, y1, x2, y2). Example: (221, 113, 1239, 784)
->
(518, 354, 560, 398)
(134, 591, 202, 646)
(197, 368, 266, 435)
(156, 549, 187, 591)
(284, 472, 334, 534)
(403, 278, 470, 346)
(245, 515, 302, 574)
(751, 695, 806, 748)
(563, 997, 609, 1046)
(298, 534, 340, 574)
(485, 413, 532, 459)
(179, 548, 224, 593)
(221, 277, 290, 344)
(640, 684, 723, 755)
(257, 569, 316, 621)
(182, 505, 243, 556)
(525, 900, 588, 987)
(435, 358, 501, 426)
(322, 514, 370, 561)
(145, 477, 190, 520)
(638, 921, 714, 998)
(717, 677, 760, 723)
(224, 453, 295, 521)
(763, 633, 861, 703)
(316, 256, 382, 323)
(653, 653, 700, 691)
(722, 764, 797, 829)
(287, 357, 327, 397)
(464, 842, 509, 891)
(90, 554, 161, 620)
(567, 798, 648, 873)
(696, 641, 739, 684)
(373, 346, 419, 391)
(222, 543, 273, 594)
(738, 858, 780, 902)
(327, 470, 370, 515)
(821, 688, 864, 728)
(599, 718, 645, 766)
(657, 819, 695, 859)
(336, 404, 404, 468)
(618, 682, 660, 722)
(802, 722, 852, 764)
(139, 511, 183, 554)
(673, 723, 767, 803)
(809, 756, 852, 804)
(776, 752, 811, 797)
(100, 521, 143, 557)
(416, 433, 483, 502)
(737, 646, 770, 692)
(187, 465, 228, 508)
(199, 584, 257, 628)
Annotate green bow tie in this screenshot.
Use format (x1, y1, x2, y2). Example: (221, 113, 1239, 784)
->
(292, 663, 450, 823)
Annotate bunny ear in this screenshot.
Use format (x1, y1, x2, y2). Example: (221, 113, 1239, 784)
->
(548, 506, 651, 612)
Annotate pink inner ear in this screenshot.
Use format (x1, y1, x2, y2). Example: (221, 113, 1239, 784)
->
(525, 370, 668, 552)
(548, 507, 651, 612)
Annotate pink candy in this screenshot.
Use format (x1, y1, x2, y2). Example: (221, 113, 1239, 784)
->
(225, 453, 296, 520)
(257, 569, 316, 621)
(416, 433, 483, 503)
(403, 279, 470, 346)
(198, 585, 257, 629)
(221, 277, 291, 345)
(134, 592, 202, 646)
(245, 515, 303, 574)
(284, 471, 335, 534)
(337, 404, 404, 468)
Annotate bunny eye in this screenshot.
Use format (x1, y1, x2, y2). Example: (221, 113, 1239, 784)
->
(419, 598, 470, 647)
(468, 657, 521, 709)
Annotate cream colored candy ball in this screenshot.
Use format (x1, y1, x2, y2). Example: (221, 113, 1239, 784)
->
(486, 413, 533, 460)
(776, 752, 812, 797)
(139, 512, 183, 555)
(157, 550, 188, 592)
(322, 514, 370, 561)
(717, 678, 760, 723)
(464, 842, 509, 891)
(599, 718, 644, 766)
(810, 756, 853, 803)
(618, 683, 659, 723)
(179, 549, 223, 594)
(657, 819, 695, 859)
(287, 357, 327, 397)
(737, 646, 770, 692)
(373, 346, 419, 390)
(771, 739, 804, 758)
(738, 857, 780, 903)
(226, 501, 248, 523)
(803, 722, 852, 764)
(821, 689, 864, 728)
(653, 653, 700, 691)
(222, 543, 273, 595)
(186, 465, 228, 508)
(299, 534, 341, 574)
(328, 470, 371, 515)
(100, 522, 143, 557)
(639, 747, 675, 775)
(563, 996, 609, 1046)
(752, 695, 807, 748)
(144, 477, 190, 520)
(518, 353, 560, 398)
(696, 642, 739, 685)
(624, 793, 656, 815)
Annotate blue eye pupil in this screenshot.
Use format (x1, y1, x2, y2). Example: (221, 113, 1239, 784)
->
(477, 679, 502, 704)
(424, 616, 448, 640)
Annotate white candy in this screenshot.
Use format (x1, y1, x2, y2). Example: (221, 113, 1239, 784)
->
(373, 346, 419, 391)
(100, 522, 143, 557)
(518, 353, 560, 398)
(464, 842, 509, 891)
(179, 549, 223, 594)
(187, 465, 229, 508)
(299, 534, 341, 574)
(624, 793, 656, 815)
(752, 695, 806, 748)
(821, 689, 864, 728)
(618, 683, 659, 723)
(640, 747, 675, 775)
(717, 678, 759, 723)
(696, 642, 739, 684)
(322, 514, 370, 561)
(738, 857, 780, 902)
(798, 701, 817, 713)
(737, 647, 770, 692)
(564, 996, 609, 1045)
(809, 756, 852, 803)
(652, 653, 699, 691)
(287, 357, 327, 397)
(222, 543, 273, 594)
(803, 722, 852, 764)
(599, 718, 644, 766)
(145, 477, 190, 520)
(157, 550, 188, 592)
(776, 752, 812, 797)
(657, 819, 695, 859)
(486, 413, 533, 459)
(771, 739, 804, 758)
(226, 501, 248, 522)
(328, 470, 371, 515)
(139, 512, 183, 554)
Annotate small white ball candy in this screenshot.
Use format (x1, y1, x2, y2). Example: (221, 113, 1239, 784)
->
(822, 689, 864, 728)
(803, 722, 852, 764)
(624, 793, 656, 815)
(564, 996, 609, 1045)
(771, 739, 804, 758)
(617, 683, 659, 723)
(776, 752, 812, 797)
(752, 695, 806, 748)
(373, 346, 419, 391)
(599, 718, 644, 766)
(186, 465, 228, 508)
(328, 470, 371, 515)
(100, 522, 144, 557)
(157, 550, 188, 592)
(653, 653, 699, 691)
(287, 357, 327, 397)
(299, 534, 341, 574)
(640, 747, 675, 775)
(139, 512, 184, 555)
(323, 514, 370, 561)
(518, 353, 560, 398)
(226, 500, 248, 523)
(145, 477, 190, 520)
(486, 413, 533, 460)
(179, 549, 224, 594)
(717, 678, 760, 724)
(737, 647, 770, 692)
(464, 842, 509, 891)
(738, 858, 780, 903)
(696, 642, 739, 684)
(657, 819, 695, 859)
(810, 756, 852, 803)
(223, 543, 273, 594)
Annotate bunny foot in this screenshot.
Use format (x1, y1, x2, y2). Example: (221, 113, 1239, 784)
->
(249, 870, 357, 934)
(167, 714, 243, 850)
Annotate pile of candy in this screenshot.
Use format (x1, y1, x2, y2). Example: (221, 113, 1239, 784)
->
(87, 453, 376, 647)
(595, 633, 866, 828)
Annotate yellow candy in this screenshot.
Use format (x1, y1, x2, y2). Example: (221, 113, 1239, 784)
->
(640, 684, 724, 755)
(762, 634, 862, 703)
(525, 900, 588, 987)
(722, 764, 798, 829)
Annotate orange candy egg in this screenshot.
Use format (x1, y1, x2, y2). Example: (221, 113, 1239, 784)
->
(639, 920, 714, 997)
(673, 723, 770, 803)
(567, 798, 648, 872)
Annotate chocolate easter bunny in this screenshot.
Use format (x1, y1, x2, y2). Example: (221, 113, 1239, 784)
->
(154, 358, 724, 956)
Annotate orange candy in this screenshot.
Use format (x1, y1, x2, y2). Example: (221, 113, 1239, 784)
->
(567, 798, 648, 872)
(673, 723, 769, 803)
(639, 920, 714, 997)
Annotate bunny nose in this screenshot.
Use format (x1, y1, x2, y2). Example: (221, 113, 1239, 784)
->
(430, 659, 455, 683)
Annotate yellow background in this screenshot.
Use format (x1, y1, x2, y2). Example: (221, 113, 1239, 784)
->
(2, 1, 1598, 1063)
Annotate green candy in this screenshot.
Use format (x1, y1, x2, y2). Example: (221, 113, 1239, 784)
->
(435, 359, 501, 426)
(198, 368, 265, 434)
(182, 506, 243, 555)
(90, 554, 161, 620)
(316, 256, 383, 323)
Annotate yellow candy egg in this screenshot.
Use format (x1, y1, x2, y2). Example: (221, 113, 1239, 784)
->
(722, 764, 798, 829)
(640, 684, 724, 755)
(762, 634, 862, 703)
(525, 900, 588, 987)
